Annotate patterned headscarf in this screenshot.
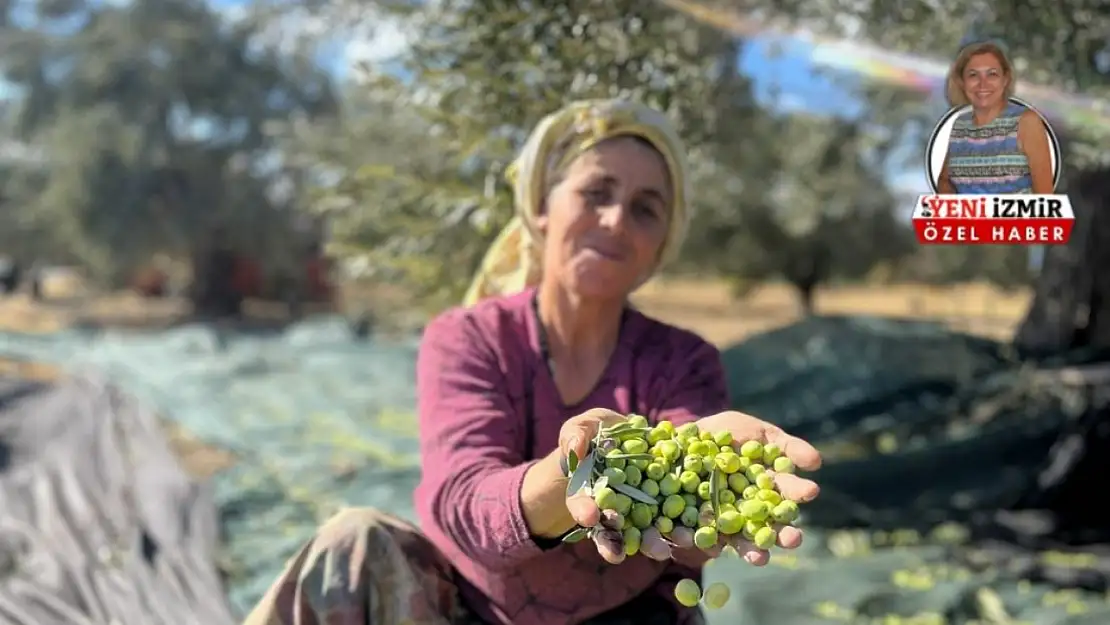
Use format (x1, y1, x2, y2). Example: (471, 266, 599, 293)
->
(462, 99, 691, 306)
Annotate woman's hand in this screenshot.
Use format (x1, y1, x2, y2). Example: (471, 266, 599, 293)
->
(560, 409, 821, 567)
(640, 410, 821, 567)
(559, 408, 637, 563)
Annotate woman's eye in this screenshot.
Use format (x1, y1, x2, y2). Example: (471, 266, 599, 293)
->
(633, 202, 658, 219)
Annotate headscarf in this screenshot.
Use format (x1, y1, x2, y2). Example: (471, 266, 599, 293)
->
(462, 99, 691, 306)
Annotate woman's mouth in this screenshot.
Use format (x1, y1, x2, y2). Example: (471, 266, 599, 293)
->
(581, 243, 625, 262)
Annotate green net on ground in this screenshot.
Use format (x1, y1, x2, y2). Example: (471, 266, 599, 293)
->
(1, 314, 1108, 623)
(712, 315, 1110, 624)
(0, 319, 425, 614)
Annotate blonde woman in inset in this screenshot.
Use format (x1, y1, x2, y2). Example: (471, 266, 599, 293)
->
(937, 41, 1054, 195)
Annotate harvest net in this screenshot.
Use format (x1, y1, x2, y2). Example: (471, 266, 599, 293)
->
(0, 314, 1107, 623)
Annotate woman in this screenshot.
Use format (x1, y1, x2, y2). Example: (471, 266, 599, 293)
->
(243, 100, 822, 625)
(937, 41, 1055, 195)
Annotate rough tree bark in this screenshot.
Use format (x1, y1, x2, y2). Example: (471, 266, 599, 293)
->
(1015, 165, 1110, 354)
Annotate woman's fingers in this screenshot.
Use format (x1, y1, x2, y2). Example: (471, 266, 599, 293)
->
(597, 523, 797, 567)
(724, 535, 770, 566)
(648, 526, 720, 565)
(776, 525, 803, 549)
(599, 510, 624, 530)
(667, 526, 695, 550)
(762, 425, 822, 471)
(558, 408, 627, 462)
(639, 527, 673, 561)
(593, 529, 626, 564)
(715, 524, 801, 567)
(698, 540, 723, 558)
(773, 473, 820, 503)
(698, 411, 822, 472)
(566, 493, 601, 528)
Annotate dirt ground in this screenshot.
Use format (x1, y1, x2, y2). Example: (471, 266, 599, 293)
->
(632, 278, 1031, 345)
(0, 273, 1031, 344)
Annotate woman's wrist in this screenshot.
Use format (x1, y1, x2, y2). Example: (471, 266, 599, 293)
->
(521, 450, 577, 539)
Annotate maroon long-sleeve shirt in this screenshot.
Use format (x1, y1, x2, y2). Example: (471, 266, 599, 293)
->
(414, 288, 730, 625)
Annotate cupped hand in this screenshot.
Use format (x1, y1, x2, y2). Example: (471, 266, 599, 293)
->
(643, 410, 822, 567)
(558, 408, 632, 563)
(559, 409, 821, 567)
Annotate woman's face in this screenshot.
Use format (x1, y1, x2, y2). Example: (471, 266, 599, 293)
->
(961, 52, 1008, 110)
(537, 136, 672, 301)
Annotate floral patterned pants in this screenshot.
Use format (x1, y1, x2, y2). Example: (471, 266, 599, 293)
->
(242, 507, 689, 625)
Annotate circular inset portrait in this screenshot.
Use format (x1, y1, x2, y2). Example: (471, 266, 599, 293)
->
(925, 96, 1061, 194)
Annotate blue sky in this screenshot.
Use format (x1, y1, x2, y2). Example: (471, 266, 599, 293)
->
(738, 37, 928, 192)
(740, 38, 863, 116)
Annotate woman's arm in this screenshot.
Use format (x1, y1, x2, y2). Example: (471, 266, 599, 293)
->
(937, 155, 956, 194)
(520, 447, 577, 539)
(416, 309, 569, 572)
(1018, 110, 1055, 194)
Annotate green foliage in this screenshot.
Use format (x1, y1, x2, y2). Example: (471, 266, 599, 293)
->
(5, 0, 1095, 309)
(300, 0, 756, 311)
(0, 0, 335, 285)
(682, 114, 914, 301)
(305, 0, 923, 314)
(707, 0, 1110, 165)
(679, 0, 1108, 308)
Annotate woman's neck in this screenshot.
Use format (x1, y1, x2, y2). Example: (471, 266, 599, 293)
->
(536, 281, 624, 366)
(972, 102, 1006, 126)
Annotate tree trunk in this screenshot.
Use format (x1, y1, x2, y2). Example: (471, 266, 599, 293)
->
(794, 280, 817, 316)
(1015, 166, 1110, 354)
(29, 272, 42, 301)
(189, 243, 242, 319)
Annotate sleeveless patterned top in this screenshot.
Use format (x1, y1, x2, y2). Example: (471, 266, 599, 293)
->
(946, 102, 1032, 194)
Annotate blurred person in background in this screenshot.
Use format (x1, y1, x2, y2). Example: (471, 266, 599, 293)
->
(243, 99, 822, 625)
(937, 41, 1055, 195)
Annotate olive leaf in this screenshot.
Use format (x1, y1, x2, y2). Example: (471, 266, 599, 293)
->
(710, 467, 722, 519)
(601, 422, 636, 435)
(566, 451, 596, 498)
(593, 475, 610, 492)
(602, 452, 653, 461)
(566, 449, 579, 477)
(562, 527, 591, 543)
(612, 483, 658, 505)
(603, 423, 652, 438)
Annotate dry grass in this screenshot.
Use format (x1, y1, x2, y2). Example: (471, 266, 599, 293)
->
(632, 278, 1031, 346)
(1, 275, 1032, 345)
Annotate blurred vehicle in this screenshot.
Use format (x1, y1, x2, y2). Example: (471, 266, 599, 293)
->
(137, 217, 337, 320)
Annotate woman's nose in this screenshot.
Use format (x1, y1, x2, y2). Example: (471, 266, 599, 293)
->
(598, 203, 630, 231)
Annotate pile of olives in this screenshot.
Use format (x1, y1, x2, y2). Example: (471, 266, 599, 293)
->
(562, 414, 803, 611)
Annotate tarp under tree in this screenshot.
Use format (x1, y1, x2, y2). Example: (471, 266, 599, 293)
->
(0, 314, 1109, 623)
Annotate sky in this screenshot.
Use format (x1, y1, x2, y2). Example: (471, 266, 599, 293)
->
(741, 38, 930, 193)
